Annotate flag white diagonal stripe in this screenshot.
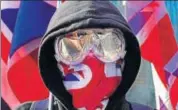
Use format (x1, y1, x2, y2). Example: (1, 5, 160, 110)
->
(151, 63, 173, 110)
(1, 1, 20, 10)
(7, 38, 41, 70)
(1, 20, 13, 42)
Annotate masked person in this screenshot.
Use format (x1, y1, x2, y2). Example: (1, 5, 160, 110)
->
(16, 1, 153, 110)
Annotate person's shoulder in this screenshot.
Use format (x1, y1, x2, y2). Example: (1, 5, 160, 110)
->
(15, 101, 33, 110)
(130, 102, 156, 110)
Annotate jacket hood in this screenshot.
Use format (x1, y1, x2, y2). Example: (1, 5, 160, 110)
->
(38, 1, 141, 109)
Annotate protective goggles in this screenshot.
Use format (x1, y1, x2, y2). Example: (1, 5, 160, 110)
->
(54, 28, 126, 65)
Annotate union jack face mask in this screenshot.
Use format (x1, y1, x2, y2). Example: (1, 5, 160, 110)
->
(54, 28, 126, 110)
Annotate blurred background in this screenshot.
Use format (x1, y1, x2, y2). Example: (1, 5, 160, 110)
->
(1, 1, 178, 110)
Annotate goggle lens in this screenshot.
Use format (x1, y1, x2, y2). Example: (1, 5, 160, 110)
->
(55, 29, 126, 65)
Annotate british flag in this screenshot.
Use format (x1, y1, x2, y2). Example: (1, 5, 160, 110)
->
(124, 1, 178, 110)
(1, 1, 178, 110)
(1, 1, 57, 109)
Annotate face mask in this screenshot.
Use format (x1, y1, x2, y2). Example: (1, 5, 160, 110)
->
(55, 28, 126, 110)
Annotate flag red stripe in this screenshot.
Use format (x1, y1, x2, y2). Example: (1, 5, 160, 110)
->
(170, 78, 178, 108)
(141, 14, 177, 88)
(1, 32, 11, 63)
(1, 59, 20, 109)
(8, 49, 49, 102)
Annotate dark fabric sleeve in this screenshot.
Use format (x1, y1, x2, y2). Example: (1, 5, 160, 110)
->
(106, 97, 132, 110)
(15, 102, 33, 110)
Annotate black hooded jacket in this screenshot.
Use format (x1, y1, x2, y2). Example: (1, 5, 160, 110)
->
(16, 1, 145, 110)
